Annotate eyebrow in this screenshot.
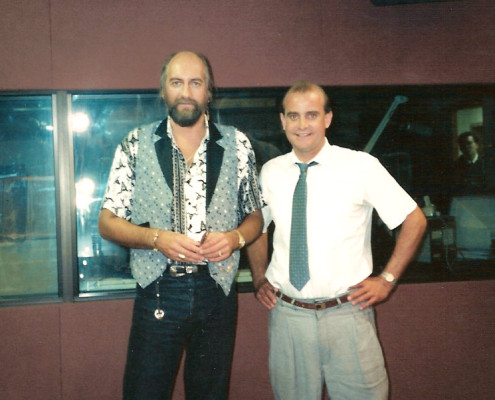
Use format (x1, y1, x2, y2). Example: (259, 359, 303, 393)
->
(285, 110, 320, 116)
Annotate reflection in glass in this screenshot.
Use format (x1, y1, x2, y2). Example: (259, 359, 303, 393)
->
(72, 93, 166, 293)
(0, 95, 58, 299)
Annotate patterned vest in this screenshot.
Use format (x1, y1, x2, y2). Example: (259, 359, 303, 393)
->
(129, 119, 240, 295)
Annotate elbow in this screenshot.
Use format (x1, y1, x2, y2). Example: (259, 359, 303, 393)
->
(416, 207, 428, 237)
(97, 208, 114, 241)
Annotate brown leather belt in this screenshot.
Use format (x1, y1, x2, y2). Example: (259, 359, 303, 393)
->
(275, 291, 350, 311)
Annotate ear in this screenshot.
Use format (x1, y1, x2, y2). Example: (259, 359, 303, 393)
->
(325, 111, 333, 128)
(279, 113, 286, 130)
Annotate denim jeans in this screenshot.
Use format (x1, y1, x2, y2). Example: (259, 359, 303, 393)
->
(123, 269, 237, 400)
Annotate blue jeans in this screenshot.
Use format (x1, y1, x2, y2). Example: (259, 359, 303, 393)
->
(123, 269, 237, 400)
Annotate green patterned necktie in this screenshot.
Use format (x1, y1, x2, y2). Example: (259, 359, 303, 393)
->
(289, 162, 316, 291)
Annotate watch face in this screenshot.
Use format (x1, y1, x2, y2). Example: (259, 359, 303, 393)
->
(382, 272, 395, 283)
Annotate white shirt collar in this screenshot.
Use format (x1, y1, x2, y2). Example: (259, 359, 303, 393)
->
(288, 139, 331, 166)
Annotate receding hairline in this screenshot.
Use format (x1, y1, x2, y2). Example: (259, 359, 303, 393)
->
(281, 81, 331, 114)
(159, 51, 214, 98)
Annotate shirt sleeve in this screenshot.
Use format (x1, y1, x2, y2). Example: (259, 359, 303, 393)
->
(363, 155, 417, 230)
(236, 130, 265, 222)
(101, 129, 139, 221)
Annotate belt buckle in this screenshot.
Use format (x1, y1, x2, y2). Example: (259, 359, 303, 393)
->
(169, 265, 185, 277)
(185, 266, 198, 274)
(169, 265, 198, 277)
(315, 301, 327, 311)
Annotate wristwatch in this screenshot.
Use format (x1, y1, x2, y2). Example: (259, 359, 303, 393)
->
(234, 229, 246, 249)
(380, 271, 397, 286)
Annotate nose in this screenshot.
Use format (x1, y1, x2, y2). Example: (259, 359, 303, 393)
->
(298, 116, 308, 129)
(180, 84, 192, 98)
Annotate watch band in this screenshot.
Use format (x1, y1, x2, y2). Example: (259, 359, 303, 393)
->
(234, 229, 245, 249)
(380, 271, 397, 285)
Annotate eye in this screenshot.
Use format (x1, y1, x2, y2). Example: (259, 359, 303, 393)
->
(307, 112, 318, 119)
(170, 80, 182, 87)
(287, 113, 298, 121)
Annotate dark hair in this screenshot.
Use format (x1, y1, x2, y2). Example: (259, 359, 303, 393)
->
(159, 51, 215, 101)
(281, 81, 331, 114)
(457, 131, 480, 147)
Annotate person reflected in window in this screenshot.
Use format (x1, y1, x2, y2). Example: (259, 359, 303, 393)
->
(98, 51, 263, 400)
(452, 131, 489, 194)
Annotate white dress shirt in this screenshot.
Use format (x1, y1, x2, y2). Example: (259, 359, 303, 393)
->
(260, 140, 417, 299)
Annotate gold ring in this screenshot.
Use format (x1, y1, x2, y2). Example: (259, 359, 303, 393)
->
(219, 251, 223, 257)
(178, 253, 186, 259)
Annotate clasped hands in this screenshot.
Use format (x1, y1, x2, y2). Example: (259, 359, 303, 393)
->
(153, 229, 239, 264)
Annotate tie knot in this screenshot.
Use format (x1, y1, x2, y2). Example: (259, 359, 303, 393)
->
(296, 161, 317, 174)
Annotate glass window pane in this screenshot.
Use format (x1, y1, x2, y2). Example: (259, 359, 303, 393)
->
(72, 93, 166, 294)
(0, 95, 58, 300)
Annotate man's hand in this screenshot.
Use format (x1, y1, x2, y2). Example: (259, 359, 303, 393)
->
(199, 231, 238, 262)
(254, 279, 278, 310)
(154, 230, 204, 263)
(347, 276, 395, 310)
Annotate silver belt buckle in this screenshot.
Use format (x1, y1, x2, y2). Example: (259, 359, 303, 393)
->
(169, 265, 199, 277)
(185, 266, 198, 274)
(169, 265, 184, 277)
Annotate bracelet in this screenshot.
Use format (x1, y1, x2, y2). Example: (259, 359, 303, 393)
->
(152, 229, 160, 253)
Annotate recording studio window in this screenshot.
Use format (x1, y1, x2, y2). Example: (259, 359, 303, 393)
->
(0, 95, 58, 301)
(0, 86, 493, 304)
(72, 93, 166, 295)
(327, 86, 495, 276)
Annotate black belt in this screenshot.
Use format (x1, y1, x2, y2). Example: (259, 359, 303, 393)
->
(275, 291, 350, 311)
(166, 264, 208, 277)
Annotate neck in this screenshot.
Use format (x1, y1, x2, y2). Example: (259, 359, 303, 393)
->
(170, 115, 207, 167)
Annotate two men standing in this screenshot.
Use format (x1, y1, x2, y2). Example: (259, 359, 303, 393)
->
(100, 51, 425, 400)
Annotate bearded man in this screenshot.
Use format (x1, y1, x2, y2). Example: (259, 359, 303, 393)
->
(99, 51, 263, 400)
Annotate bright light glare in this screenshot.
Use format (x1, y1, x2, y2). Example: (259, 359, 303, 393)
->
(71, 112, 90, 133)
(76, 177, 96, 211)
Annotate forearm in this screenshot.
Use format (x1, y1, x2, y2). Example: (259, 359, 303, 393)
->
(233, 209, 263, 247)
(383, 206, 427, 280)
(245, 231, 269, 290)
(98, 208, 156, 250)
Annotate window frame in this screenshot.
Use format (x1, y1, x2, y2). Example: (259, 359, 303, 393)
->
(1, 86, 495, 307)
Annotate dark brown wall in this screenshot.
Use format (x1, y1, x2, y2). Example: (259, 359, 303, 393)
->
(1, 282, 494, 400)
(1, 1, 495, 399)
(2, 0, 495, 90)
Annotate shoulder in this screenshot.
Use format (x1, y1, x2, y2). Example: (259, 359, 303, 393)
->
(328, 145, 374, 162)
(260, 152, 291, 176)
(212, 122, 236, 136)
(121, 120, 162, 144)
(324, 145, 381, 171)
(119, 121, 161, 155)
(214, 122, 254, 150)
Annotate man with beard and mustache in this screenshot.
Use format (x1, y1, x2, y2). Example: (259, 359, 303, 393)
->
(98, 51, 263, 400)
